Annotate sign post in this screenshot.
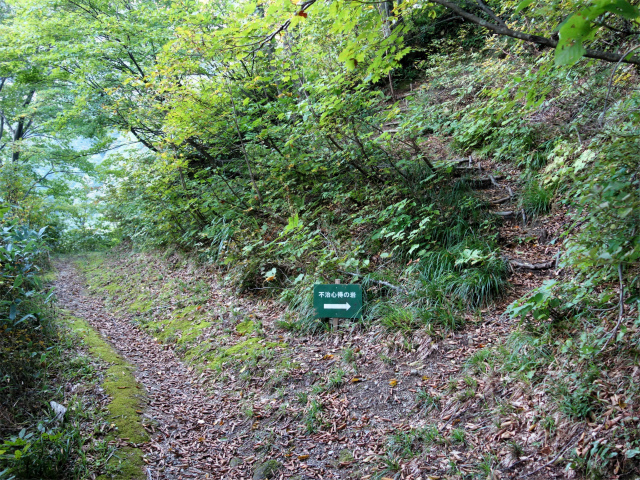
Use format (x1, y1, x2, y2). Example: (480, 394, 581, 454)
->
(313, 282, 363, 327)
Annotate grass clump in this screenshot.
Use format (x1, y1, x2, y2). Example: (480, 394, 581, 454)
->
(520, 177, 553, 217)
(385, 425, 441, 461)
(419, 240, 508, 307)
(418, 304, 465, 332)
(415, 389, 440, 412)
(450, 428, 466, 444)
(379, 302, 465, 334)
(303, 398, 324, 433)
(380, 306, 419, 332)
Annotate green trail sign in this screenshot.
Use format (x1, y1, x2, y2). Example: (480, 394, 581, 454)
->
(313, 284, 363, 319)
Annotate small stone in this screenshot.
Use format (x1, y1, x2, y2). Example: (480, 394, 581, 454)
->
(410, 369, 419, 376)
(252, 459, 281, 480)
(230, 457, 243, 468)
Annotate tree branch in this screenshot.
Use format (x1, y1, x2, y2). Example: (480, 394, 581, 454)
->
(429, 0, 640, 65)
(475, 0, 505, 27)
(252, 0, 318, 52)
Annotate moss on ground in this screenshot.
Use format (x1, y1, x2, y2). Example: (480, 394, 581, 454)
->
(64, 312, 147, 479)
(39, 270, 58, 284)
(78, 253, 289, 376)
(236, 320, 256, 335)
(149, 316, 212, 344)
(127, 294, 154, 314)
(207, 338, 287, 369)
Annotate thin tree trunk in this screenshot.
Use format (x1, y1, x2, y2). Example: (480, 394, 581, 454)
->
(12, 90, 35, 162)
(227, 88, 264, 206)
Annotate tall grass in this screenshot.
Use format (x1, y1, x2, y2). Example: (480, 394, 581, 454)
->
(419, 241, 507, 307)
(520, 178, 553, 217)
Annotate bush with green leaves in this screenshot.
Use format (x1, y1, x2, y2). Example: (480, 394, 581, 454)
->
(0, 217, 51, 327)
(0, 425, 83, 479)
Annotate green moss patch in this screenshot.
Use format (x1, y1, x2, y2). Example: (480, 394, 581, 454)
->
(78, 253, 288, 377)
(149, 316, 212, 345)
(207, 337, 287, 369)
(64, 313, 147, 479)
(127, 294, 154, 314)
(236, 320, 256, 335)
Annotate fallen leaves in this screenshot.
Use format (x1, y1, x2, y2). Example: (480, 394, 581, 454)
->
(55, 247, 610, 480)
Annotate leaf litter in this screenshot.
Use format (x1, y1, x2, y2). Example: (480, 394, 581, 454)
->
(51, 249, 635, 480)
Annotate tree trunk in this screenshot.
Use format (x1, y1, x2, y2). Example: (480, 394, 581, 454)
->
(12, 90, 35, 162)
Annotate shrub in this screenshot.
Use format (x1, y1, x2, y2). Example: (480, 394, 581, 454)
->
(0, 220, 51, 327)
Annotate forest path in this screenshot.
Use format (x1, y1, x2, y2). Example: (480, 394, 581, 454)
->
(53, 253, 559, 480)
(54, 260, 237, 479)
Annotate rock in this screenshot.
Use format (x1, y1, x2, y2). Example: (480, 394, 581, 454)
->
(230, 457, 243, 468)
(252, 459, 281, 480)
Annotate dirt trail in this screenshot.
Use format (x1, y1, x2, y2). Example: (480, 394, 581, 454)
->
(54, 255, 559, 480)
(55, 260, 241, 479)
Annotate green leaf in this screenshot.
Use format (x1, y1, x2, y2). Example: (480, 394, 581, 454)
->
(555, 1, 640, 65)
(618, 207, 633, 218)
(345, 58, 357, 71)
(555, 12, 591, 66)
(600, 0, 640, 19)
(514, 0, 536, 14)
(626, 448, 640, 459)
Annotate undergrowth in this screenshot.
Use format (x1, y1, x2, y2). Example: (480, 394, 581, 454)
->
(0, 290, 134, 479)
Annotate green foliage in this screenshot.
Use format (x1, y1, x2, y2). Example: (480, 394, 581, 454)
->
(520, 178, 553, 217)
(0, 220, 51, 327)
(555, 0, 640, 65)
(380, 305, 419, 332)
(1, 0, 640, 477)
(0, 426, 82, 479)
(419, 241, 508, 307)
(563, 134, 640, 271)
(415, 389, 440, 412)
(449, 428, 466, 444)
(386, 425, 441, 460)
(0, 276, 133, 479)
(303, 398, 324, 434)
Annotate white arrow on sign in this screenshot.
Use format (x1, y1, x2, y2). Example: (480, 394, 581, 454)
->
(324, 302, 351, 311)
